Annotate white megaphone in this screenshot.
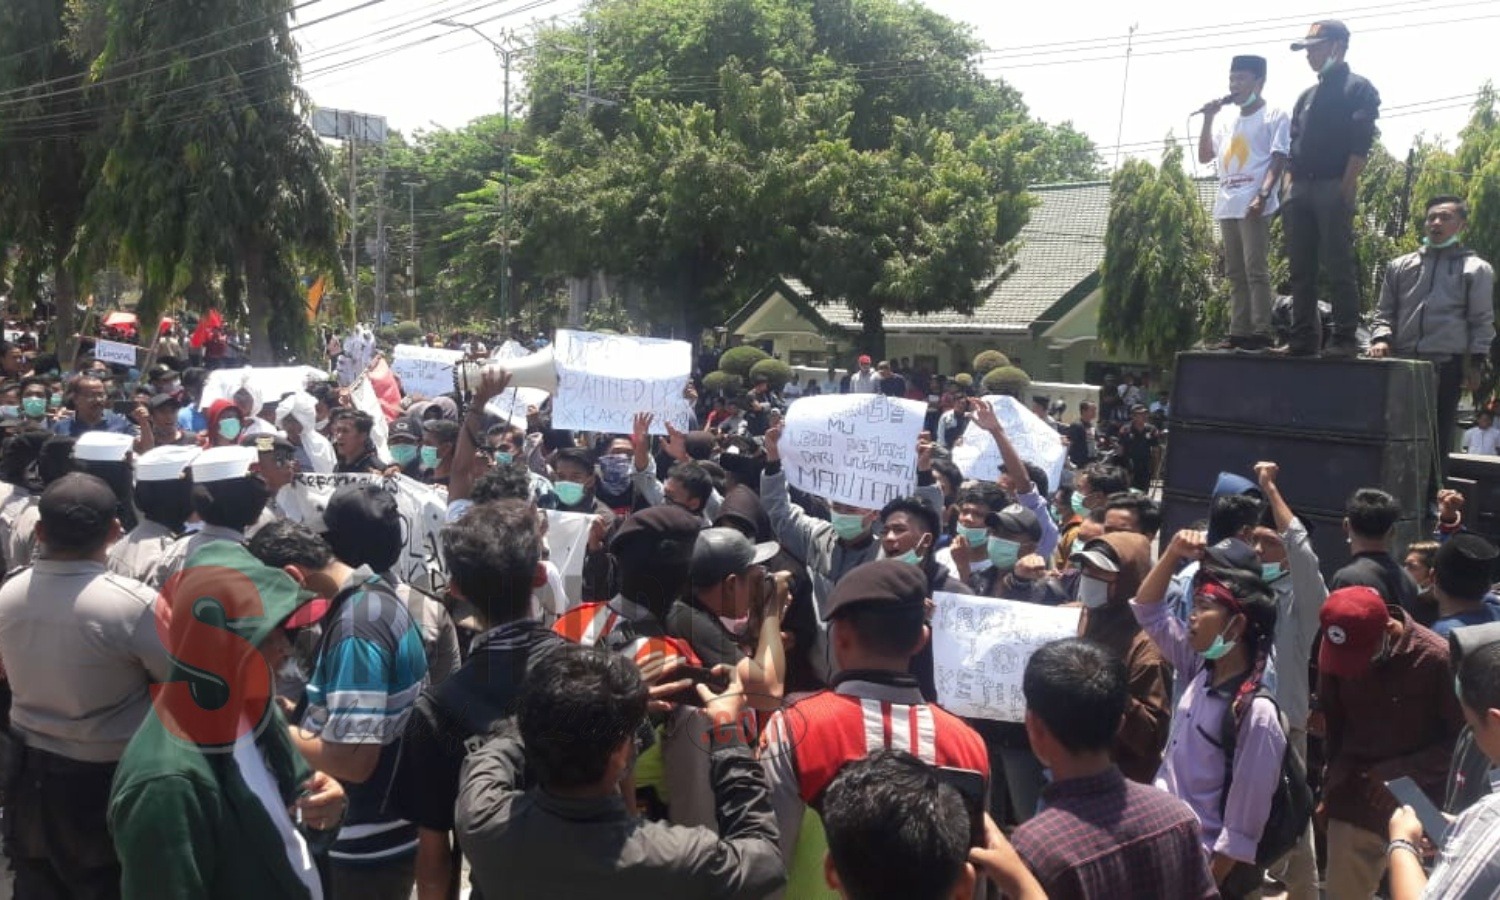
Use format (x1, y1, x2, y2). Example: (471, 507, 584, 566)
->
(453, 346, 558, 394)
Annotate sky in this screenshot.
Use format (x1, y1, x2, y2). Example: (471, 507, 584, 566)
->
(296, 0, 1499, 173)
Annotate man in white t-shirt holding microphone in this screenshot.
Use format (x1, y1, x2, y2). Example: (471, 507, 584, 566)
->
(1199, 54, 1291, 352)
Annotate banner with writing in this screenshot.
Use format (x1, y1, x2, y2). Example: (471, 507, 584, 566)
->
(93, 338, 138, 367)
(543, 510, 594, 614)
(199, 366, 324, 410)
(486, 386, 550, 427)
(281, 472, 449, 594)
(776, 393, 926, 508)
(931, 591, 1080, 722)
(391, 344, 465, 400)
(551, 329, 692, 435)
(950, 395, 1067, 494)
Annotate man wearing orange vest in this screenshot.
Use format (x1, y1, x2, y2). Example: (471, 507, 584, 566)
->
(759, 560, 989, 896)
(553, 504, 704, 671)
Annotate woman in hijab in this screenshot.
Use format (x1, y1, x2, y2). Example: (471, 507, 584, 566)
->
(202, 399, 244, 449)
(275, 391, 337, 474)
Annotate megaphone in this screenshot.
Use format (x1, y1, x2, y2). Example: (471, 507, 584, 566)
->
(454, 346, 558, 395)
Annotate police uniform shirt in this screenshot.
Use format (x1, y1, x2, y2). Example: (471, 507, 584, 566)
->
(7, 501, 41, 570)
(147, 524, 245, 590)
(107, 519, 179, 584)
(0, 560, 172, 763)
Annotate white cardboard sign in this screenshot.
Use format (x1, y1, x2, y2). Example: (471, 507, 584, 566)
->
(93, 338, 138, 367)
(199, 366, 324, 411)
(776, 393, 926, 509)
(550, 329, 692, 435)
(283, 472, 449, 594)
(931, 591, 1081, 723)
(390, 344, 464, 400)
(950, 395, 1066, 494)
(486, 386, 550, 427)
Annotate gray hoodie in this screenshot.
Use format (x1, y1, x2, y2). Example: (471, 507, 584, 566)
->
(1371, 244, 1495, 358)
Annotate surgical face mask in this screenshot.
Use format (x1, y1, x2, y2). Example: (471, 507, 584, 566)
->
(1201, 628, 1237, 661)
(895, 542, 926, 566)
(49, 393, 63, 408)
(987, 536, 1021, 570)
(1236, 91, 1260, 108)
(389, 444, 418, 466)
(0, 406, 16, 419)
(957, 524, 989, 546)
(1261, 562, 1286, 582)
(1424, 233, 1462, 249)
(420, 445, 440, 469)
(598, 454, 632, 493)
(1320, 54, 1339, 76)
(718, 614, 750, 637)
(1078, 575, 1111, 609)
(830, 511, 868, 542)
(494, 451, 514, 465)
(553, 480, 587, 507)
(218, 418, 242, 440)
(1071, 492, 1088, 516)
(21, 397, 45, 418)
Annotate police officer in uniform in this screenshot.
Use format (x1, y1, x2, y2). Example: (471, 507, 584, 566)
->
(106, 445, 198, 583)
(0, 473, 171, 897)
(148, 445, 265, 588)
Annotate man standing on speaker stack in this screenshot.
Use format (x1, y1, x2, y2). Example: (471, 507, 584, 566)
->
(1368, 196, 1495, 473)
(1199, 54, 1290, 352)
(1278, 20, 1380, 358)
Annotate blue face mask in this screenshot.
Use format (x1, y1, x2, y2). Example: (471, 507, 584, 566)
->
(553, 480, 587, 507)
(1201, 632, 1237, 661)
(1237, 91, 1260, 107)
(957, 524, 989, 546)
(1424, 233, 1462, 249)
(1071, 492, 1089, 516)
(494, 451, 514, 465)
(21, 397, 45, 418)
(389, 444, 417, 466)
(830, 512, 868, 542)
(598, 454, 633, 493)
(987, 537, 1021, 570)
(420, 445, 440, 469)
(218, 418, 242, 441)
(1261, 562, 1286, 583)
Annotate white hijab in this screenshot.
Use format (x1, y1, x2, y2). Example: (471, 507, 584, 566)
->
(275, 391, 337, 474)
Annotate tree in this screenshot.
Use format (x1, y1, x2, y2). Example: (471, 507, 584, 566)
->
(0, 0, 97, 359)
(75, 0, 343, 362)
(1099, 141, 1215, 371)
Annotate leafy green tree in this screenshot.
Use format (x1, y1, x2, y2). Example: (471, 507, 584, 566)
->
(0, 0, 96, 358)
(1099, 142, 1214, 370)
(76, 0, 343, 362)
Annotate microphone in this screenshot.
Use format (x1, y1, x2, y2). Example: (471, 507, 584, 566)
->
(1191, 94, 1235, 116)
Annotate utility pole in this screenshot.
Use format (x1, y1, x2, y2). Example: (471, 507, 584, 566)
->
(1113, 23, 1138, 169)
(348, 138, 358, 311)
(312, 109, 386, 321)
(436, 19, 532, 331)
(374, 148, 388, 324)
(404, 182, 420, 320)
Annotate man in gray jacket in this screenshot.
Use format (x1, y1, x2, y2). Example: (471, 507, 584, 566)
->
(1369, 195, 1495, 470)
(456, 644, 784, 900)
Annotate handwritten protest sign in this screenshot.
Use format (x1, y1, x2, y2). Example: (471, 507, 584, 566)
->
(282, 472, 449, 593)
(199, 366, 324, 410)
(950, 395, 1066, 494)
(486, 386, 550, 427)
(931, 592, 1080, 722)
(93, 338, 138, 367)
(551, 329, 692, 435)
(391, 344, 464, 400)
(777, 393, 926, 508)
(491, 340, 531, 361)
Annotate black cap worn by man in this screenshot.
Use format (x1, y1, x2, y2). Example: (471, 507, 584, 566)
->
(1289, 19, 1350, 50)
(1231, 54, 1267, 79)
(822, 557, 928, 621)
(39, 472, 120, 548)
(987, 505, 1043, 544)
(690, 528, 780, 587)
(1204, 536, 1261, 575)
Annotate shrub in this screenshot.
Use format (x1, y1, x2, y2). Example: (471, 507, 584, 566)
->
(971, 350, 1011, 377)
(702, 370, 743, 395)
(982, 365, 1031, 399)
(394, 320, 424, 343)
(952, 372, 974, 390)
(749, 358, 794, 391)
(719, 345, 771, 378)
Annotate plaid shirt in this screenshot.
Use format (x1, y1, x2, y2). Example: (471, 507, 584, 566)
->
(1011, 767, 1217, 900)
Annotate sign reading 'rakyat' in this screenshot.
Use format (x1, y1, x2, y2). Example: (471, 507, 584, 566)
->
(550, 330, 692, 435)
(777, 393, 926, 509)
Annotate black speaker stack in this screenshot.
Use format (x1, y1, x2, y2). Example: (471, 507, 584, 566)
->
(1162, 352, 1437, 581)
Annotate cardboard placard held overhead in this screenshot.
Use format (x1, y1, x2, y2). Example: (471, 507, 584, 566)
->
(199, 366, 324, 410)
(486, 386, 550, 427)
(550, 330, 692, 435)
(391, 344, 465, 400)
(950, 395, 1066, 493)
(930, 592, 1081, 723)
(93, 338, 139, 367)
(776, 393, 926, 509)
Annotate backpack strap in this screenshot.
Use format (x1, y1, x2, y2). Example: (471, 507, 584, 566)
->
(1217, 684, 1286, 818)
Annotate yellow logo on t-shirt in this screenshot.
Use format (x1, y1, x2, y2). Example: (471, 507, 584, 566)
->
(1223, 133, 1250, 173)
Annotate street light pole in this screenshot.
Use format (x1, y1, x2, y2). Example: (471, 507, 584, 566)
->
(435, 19, 529, 331)
(403, 181, 420, 319)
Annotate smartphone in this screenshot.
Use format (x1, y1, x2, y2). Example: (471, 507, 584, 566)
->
(934, 766, 988, 848)
(112, 400, 135, 415)
(1386, 776, 1450, 848)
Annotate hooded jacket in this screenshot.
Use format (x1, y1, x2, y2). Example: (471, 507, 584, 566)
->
(1371, 244, 1495, 358)
(202, 399, 241, 449)
(276, 392, 337, 474)
(1081, 531, 1173, 784)
(109, 542, 327, 900)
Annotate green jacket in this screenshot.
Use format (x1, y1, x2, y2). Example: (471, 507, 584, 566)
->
(109, 542, 326, 900)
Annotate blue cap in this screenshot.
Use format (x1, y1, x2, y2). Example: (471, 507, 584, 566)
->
(1212, 472, 1261, 500)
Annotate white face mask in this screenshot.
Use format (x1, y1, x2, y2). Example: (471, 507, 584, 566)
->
(1078, 575, 1112, 609)
(718, 614, 750, 637)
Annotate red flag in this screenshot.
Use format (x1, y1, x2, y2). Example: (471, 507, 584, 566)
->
(189, 309, 223, 349)
(367, 357, 405, 422)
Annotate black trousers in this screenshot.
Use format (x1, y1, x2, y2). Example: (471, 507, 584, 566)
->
(1434, 355, 1464, 476)
(1283, 178, 1362, 351)
(4, 746, 120, 900)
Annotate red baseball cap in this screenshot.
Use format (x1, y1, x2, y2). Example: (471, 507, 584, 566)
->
(1318, 586, 1391, 678)
(857, 354, 872, 365)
